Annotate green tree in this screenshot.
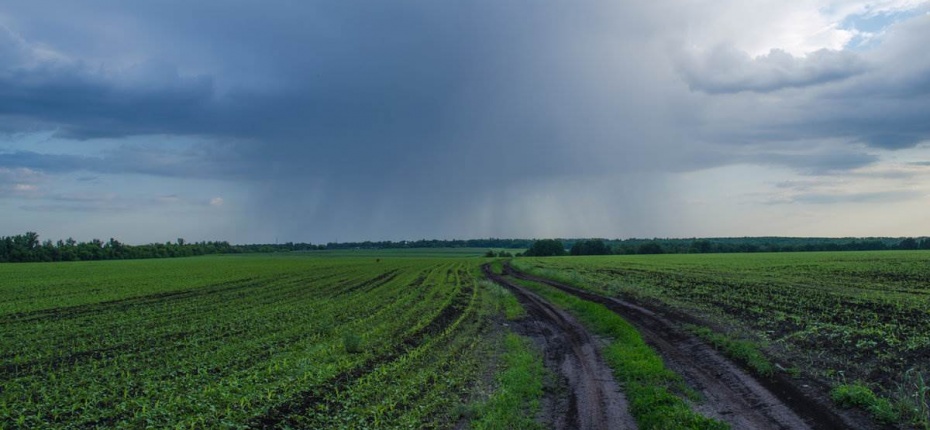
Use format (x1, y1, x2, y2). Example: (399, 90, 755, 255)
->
(570, 239, 611, 256)
(689, 240, 712, 253)
(637, 241, 665, 254)
(524, 239, 567, 257)
(898, 238, 919, 250)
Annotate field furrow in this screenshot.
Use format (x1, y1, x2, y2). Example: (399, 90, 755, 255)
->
(0, 257, 499, 428)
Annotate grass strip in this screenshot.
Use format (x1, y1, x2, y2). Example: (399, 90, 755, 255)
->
(481, 280, 526, 321)
(683, 324, 774, 377)
(470, 333, 546, 430)
(512, 277, 728, 430)
(831, 382, 900, 424)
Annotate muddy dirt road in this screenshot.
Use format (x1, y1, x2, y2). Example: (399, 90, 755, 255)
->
(503, 263, 875, 430)
(483, 265, 637, 430)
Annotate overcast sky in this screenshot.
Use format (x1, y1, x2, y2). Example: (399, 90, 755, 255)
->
(2, 1, 930, 244)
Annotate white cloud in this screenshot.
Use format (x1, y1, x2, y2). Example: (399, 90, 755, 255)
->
(678, 0, 928, 57)
(0, 166, 44, 197)
(673, 1, 930, 94)
(209, 197, 223, 207)
(678, 46, 867, 93)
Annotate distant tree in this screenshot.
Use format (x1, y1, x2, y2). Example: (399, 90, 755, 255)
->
(484, 249, 496, 258)
(570, 239, 611, 256)
(919, 238, 930, 250)
(524, 239, 567, 257)
(612, 244, 636, 255)
(637, 241, 665, 255)
(689, 240, 712, 253)
(898, 238, 919, 250)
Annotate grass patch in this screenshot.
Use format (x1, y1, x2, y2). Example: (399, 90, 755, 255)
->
(684, 324, 774, 377)
(512, 278, 728, 430)
(481, 280, 526, 320)
(896, 368, 930, 429)
(832, 382, 899, 424)
(470, 333, 546, 430)
(342, 332, 363, 354)
(489, 260, 504, 275)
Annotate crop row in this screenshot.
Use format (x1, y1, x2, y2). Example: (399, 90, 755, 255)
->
(0, 256, 497, 428)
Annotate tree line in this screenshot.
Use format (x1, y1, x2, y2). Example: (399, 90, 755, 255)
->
(324, 238, 536, 250)
(0, 232, 320, 263)
(605, 237, 930, 255)
(2, 232, 927, 263)
(508, 237, 930, 257)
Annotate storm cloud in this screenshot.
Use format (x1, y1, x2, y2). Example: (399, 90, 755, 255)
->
(1, 1, 930, 243)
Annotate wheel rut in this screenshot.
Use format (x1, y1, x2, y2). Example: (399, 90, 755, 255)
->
(505, 263, 877, 430)
(483, 265, 637, 430)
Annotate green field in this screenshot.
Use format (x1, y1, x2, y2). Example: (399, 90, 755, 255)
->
(513, 251, 930, 425)
(294, 248, 503, 258)
(0, 255, 510, 428)
(4, 250, 930, 428)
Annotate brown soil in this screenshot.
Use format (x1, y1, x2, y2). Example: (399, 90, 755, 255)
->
(504, 263, 879, 430)
(484, 265, 638, 430)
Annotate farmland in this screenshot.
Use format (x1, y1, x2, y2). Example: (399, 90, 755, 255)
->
(513, 251, 930, 427)
(4, 250, 930, 429)
(0, 255, 506, 428)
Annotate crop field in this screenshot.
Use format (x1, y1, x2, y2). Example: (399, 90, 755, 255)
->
(5, 249, 930, 429)
(0, 255, 508, 428)
(297, 248, 502, 258)
(513, 251, 930, 426)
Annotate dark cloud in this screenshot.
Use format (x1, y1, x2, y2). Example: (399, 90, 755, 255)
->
(0, 142, 248, 180)
(0, 29, 220, 139)
(2, 2, 930, 241)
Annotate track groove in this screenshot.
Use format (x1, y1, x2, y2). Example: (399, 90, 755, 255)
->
(484, 264, 637, 430)
(506, 263, 876, 430)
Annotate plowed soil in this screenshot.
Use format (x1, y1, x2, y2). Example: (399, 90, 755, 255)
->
(502, 263, 878, 430)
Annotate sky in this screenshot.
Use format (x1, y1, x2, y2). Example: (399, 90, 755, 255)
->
(1, 1, 930, 244)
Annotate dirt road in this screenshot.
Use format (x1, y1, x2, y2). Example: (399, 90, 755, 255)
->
(503, 263, 876, 430)
(483, 265, 638, 430)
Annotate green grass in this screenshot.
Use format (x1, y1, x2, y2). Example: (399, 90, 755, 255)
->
(897, 369, 930, 430)
(481, 280, 526, 321)
(488, 259, 504, 275)
(297, 247, 495, 258)
(470, 333, 546, 430)
(832, 383, 899, 424)
(684, 325, 774, 377)
(509, 277, 727, 430)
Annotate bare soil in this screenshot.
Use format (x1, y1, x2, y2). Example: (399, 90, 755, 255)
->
(483, 265, 638, 430)
(504, 263, 879, 430)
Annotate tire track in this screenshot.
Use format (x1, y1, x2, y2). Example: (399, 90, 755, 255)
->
(506, 263, 876, 430)
(484, 265, 637, 430)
